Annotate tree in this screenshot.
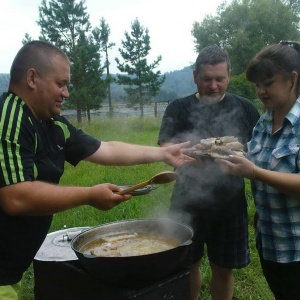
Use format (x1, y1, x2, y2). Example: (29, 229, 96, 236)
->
(228, 73, 256, 100)
(192, 0, 300, 75)
(68, 32, 106, 122)
(283, 0, 300, 14)
(93, 18, 115, 115)
(22, 33, 33, 45)
(115, 18, 165, 117)
(38, 0, 107, 122)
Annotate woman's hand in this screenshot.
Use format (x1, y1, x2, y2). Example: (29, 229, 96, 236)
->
(217, 155, 256, 179)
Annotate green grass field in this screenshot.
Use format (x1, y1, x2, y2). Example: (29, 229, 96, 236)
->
(20, 115, 273, 300)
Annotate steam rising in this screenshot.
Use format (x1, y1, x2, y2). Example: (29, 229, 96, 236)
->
(157, 98, 246, 223)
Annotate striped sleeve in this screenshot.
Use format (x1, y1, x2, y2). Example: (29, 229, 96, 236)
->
(0, 94, 36, 187)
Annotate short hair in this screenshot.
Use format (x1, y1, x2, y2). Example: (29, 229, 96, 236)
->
(246, 41, 300, 84)
(195, 45, 231, 74)
(10, 40, 69, 84)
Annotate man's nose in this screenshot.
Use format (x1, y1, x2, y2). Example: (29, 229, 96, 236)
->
(256, 85, 266, 95)
(62, 86, 69, 98)
(209, 80, 218, 89)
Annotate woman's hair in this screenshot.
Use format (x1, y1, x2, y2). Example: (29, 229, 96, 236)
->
(246, 41, 300, 92)
(10, 40, 69, 84)
(195, 45, 231, 74)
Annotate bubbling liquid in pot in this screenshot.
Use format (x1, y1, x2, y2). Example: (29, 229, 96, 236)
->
(80, 233, 180, 257)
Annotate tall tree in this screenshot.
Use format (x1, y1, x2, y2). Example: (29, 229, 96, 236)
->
(69, 32, 106, 122)
(38, 0, 107, 122)
(93, 18, 115, 115)
(192, 0, 300, 75)
(22, 33, 33, 45)
(283, 0, 300, 14)
(115, 18, 165, 117)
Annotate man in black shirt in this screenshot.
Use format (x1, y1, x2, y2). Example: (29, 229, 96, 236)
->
(0, 41, 192, 299)
(158, 45, 260, 300)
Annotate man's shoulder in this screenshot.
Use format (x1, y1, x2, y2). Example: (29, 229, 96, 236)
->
(0, 92, 6, 101)
(226, 92, 252, 103)
(226, 93, 258, 110)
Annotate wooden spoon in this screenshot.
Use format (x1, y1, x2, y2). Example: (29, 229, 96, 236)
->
(116, 171, 177, 195)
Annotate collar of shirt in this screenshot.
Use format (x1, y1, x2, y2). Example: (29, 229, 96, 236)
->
(262, 97, 300, 133)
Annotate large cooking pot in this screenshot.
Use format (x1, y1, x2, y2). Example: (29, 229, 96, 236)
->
(71, 218, 193, 287)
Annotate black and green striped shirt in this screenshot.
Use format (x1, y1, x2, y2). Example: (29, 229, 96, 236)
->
(0, 92, 100, 284)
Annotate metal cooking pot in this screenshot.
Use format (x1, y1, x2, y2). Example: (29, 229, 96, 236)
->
(71, 218, 193, 287)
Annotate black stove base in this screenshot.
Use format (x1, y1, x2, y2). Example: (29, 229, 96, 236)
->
(33, 259, 191, 300)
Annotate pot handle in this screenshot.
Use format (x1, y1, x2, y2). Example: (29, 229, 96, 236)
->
(83, 253, 97, 258)
(181, 240, 192, 246)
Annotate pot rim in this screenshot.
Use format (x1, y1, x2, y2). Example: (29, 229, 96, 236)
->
(71, 217, 194, 257)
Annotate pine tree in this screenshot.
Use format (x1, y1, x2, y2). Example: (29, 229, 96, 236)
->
(93, 18, 115, 115)
(115, 18, 165, 117)
(38, 0, 107, 122)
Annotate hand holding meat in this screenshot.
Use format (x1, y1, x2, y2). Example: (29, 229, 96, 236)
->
(218, 155, 255, 179)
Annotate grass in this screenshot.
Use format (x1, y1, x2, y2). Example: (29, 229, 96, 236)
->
(20, 115, 273, 300)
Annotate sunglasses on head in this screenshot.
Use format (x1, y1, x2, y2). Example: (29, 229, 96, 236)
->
(279, 40, 300, 52)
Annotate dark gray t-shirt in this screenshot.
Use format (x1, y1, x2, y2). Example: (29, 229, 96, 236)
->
(158, 93, 260, 221)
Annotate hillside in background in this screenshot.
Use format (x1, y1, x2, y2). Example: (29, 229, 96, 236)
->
(0, 74, 10, 95)
(0, 66, 196, 102)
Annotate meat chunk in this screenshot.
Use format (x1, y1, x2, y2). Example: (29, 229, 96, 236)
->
(194, 136, 244, 158)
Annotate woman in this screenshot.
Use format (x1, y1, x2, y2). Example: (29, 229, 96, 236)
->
(220, 41, 300, 300)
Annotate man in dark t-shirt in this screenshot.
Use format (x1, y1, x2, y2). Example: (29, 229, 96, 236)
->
(0, 41, 191, 299)
(158, 45, 260, 300)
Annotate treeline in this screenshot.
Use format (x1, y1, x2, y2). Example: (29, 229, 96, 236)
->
(108, 66, 196, 104)
(0, 67, 196, 103)
(2, 0, 300, 120)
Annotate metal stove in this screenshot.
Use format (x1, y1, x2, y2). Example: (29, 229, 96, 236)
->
(33, 227, 191, 300)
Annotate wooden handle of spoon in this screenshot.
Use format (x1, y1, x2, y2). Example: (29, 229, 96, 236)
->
(116, 180, 151, 195)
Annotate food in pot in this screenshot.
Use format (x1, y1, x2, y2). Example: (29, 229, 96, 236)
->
(193, 136, 244, 158)
(80, 232, 180, 257)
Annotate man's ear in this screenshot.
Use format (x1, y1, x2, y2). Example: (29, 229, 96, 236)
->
(193, 69, 198, 84)
(290, 71, 298, 89)
(228, 69, 232, 83)
(26, 68, 39, 89)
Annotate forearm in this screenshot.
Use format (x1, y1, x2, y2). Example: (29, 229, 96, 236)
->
(160, 142, 174, 147)
(0, 181, 91, 216)
(255, 167, 300, 196)
(88, 141, 165, 165)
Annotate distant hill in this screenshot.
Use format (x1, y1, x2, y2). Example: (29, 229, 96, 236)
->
(0, 66, 196, 101)
(109, 66, 195, 103)
(0, 74, 10, 95)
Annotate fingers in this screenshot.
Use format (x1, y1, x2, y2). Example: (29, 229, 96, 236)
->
(228, 155, 243, 163)
(89, 184, 132, 211)
(218, 155, 255, 179)
(178, 141, 191, 148)
(106, 183, 122, 193)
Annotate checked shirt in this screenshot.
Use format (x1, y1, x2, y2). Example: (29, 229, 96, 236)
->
(247, 97, 300, 263)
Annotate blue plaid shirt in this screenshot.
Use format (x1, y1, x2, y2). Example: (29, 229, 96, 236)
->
(247, 98, 300, 263)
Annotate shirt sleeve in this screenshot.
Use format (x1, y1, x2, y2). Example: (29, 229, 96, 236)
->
(58, 116, 101, 166)
(0, 105, 37, 187)
(158, 100, 182, 145)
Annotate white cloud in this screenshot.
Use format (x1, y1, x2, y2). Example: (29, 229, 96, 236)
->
(0, 0, 223, 74)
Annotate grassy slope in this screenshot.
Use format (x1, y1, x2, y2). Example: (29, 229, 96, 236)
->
(20, 116, 273, 300)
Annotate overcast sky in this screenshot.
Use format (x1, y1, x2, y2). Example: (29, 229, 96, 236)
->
(1, 0, 225, 74)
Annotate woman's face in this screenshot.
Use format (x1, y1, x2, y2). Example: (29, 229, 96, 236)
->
(254, 73, 295, 110)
